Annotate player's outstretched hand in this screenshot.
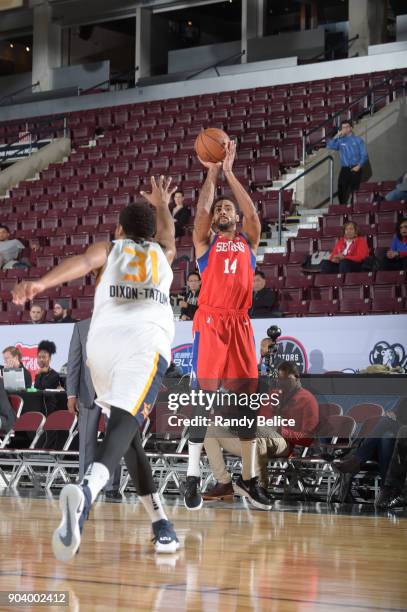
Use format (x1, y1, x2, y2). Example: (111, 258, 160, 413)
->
(140, 175, 177, 208)
(11, 280, 45, 306)
(197, 156, 222, 171)
(223, 140, 236, 174)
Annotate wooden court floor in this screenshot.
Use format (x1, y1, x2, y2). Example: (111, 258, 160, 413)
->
(0, 493, 406, 612)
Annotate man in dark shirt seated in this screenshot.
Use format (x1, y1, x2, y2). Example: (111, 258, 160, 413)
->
(51, 299, 77, 324)
(249, 270, 279, 318)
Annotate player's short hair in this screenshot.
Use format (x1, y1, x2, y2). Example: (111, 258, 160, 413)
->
(0, 224, 10, 233)
(254, 270, 265, 279)
(278, 362, 300, 379)
(174, 189, 184, 196)
(119, 202, 156, 241)
(38, 340, 57, 356)
(341, 119, 353, 128)
(210, 197, 239, 216)
(30, 303, 44, 311)
(188, 271, 201, 280)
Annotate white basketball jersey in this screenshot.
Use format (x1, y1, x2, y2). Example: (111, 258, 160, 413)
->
(90, 239, 174, 338)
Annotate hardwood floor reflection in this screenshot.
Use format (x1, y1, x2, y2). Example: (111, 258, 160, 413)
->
(0, 495, 406, 611)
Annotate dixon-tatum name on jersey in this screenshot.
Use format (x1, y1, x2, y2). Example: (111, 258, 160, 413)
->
(109, 285, 168, 305)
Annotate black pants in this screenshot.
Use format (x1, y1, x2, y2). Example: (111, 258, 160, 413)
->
(385, 425, 407, 492)
(381, 256, 407, 272)
(338, 167, 362, 204)
(354, 417, 400, 481)
(321, 259, 363, 274)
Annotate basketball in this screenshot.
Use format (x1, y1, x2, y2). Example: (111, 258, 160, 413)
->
(194, 127, 230, 163)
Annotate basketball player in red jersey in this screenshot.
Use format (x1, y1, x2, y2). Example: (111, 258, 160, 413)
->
(184, 140, 272, 511)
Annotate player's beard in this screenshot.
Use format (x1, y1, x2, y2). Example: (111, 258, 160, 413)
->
(216, 220, 234, 232)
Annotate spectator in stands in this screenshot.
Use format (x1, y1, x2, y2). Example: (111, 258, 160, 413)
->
(385, 171, 407, 202)
(380, 218, 407, 271)
(333, 398, 407, 505)
(29, 304, 45, 324)
(327, 120, 368, 204)
(249, 270, 279, 318)
(172, 190, 190, 238)
(51, 299, 77, 324)
(34, 340, 61, 392)
(274, 362, 319, 453)
(178, 271, 201, 321)
(320, 222, 370, 273)
(2, 346, 32, 388)
(0, 225, 25, 270)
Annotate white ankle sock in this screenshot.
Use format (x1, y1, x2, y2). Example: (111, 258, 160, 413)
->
(139, 492, 168, 523)
(187, 441, 203, 477)
(241, 439, 257, 481)
(82, 462, 110, 503)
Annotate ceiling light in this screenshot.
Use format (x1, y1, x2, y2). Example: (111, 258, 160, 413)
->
(26, 46, 30, 52)
(10, 43, 14, 48)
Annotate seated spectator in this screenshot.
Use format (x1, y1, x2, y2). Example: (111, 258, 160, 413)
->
(178, 271, 201, 321)
(172, 190, 190, 238)
(333, 398, 407, 505)
(203, 362, 319, 499)
(249, 270, 279, 318)
(2, 346, 32, 388)
(320, 221, 370, 274)
(380, 218, 407, 271)
(274, 362, 319, 452)
(0, 376, 17, 433)
(385, 171, 407, 202)
(203, 424, 285, 500)
(29, 303, 45, 324)
(0, 225, 25, 270)
(51, 299, 77, 324)
(34, 340, 61, 392)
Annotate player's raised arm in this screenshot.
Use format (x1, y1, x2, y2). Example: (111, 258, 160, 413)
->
(223, 140, 261, 253)
(193, 161, 221, 253)
(11, 242, 110, 306)
(141, 175, 177, 265)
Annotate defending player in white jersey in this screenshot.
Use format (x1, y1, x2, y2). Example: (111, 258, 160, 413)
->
(12, 176, 180, 560)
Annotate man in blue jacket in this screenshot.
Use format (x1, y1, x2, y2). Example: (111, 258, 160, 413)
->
(327, 120, 369, 204)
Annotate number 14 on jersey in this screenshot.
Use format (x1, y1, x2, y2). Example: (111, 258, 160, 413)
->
(224, 258, 238, 274)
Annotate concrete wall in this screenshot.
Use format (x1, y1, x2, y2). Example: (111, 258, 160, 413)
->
(0, 137, 71, 196)
(52, 61, 110, 92)
(248, 27, 325, 62)
(168, 40, 241, 74)
(0, 72, 34, 101)
(397, 15, 407, 42)
(0, 47, 406, 123)
(301, 96, 407, 208)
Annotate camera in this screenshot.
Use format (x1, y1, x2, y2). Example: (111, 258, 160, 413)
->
(262, 326, 282, 378)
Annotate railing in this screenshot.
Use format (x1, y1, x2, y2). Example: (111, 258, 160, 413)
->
(0, 115, 68, 163)
(276, 155, 334, 246)
(302, 72, 407, 165)
(0, 81, 40, 107)
(78, 69, 135, 96)
(186, 50, 246, 81)
(305, 34, 359, 64)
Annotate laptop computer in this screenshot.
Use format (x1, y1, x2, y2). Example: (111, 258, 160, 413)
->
(3, 368, 26, 392)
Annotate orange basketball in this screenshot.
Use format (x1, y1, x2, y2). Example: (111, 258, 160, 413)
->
(194, 128, 229, 163)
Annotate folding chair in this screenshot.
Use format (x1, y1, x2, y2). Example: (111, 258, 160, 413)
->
(8, 395, 24, 418)
(43, 411, 78, 490)
(2, 412, 46, 488)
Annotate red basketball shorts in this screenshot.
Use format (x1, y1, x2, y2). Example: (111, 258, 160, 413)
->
(192, 306, 258, 391)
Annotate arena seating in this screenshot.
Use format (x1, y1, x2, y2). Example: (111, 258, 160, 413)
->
(0, 68, 406, 321)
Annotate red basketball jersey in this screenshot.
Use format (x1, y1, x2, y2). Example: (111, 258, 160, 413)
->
(196, 233, 256, 310)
